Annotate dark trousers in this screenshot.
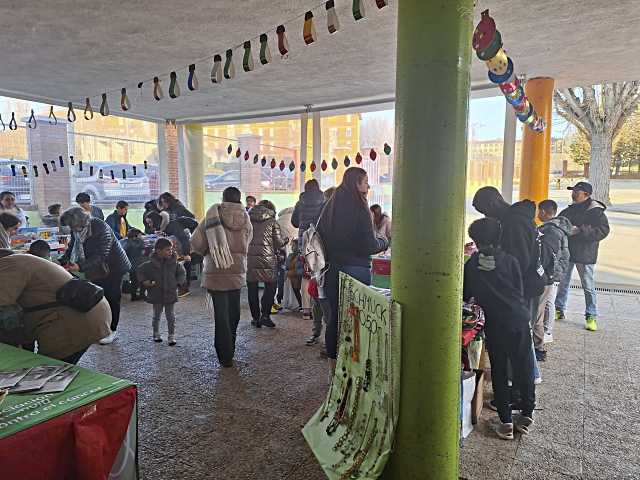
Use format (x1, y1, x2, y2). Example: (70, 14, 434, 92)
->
(324, 264, 372, 360)
(129, 268, 143, 298)
(486, 328, 536, 424)
(276, 264, 286, 303)
(95, 272, 124, 331)
(209, 289, 241, 365)
(247, 282, 277, 321)
(62, 347, 89, 365)
(292, 285, 302, 308)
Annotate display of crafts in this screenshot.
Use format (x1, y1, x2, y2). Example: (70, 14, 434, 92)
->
(462, 300, 485, 331)
(303, 273, 401, 480)
(473, 10, 546, 133)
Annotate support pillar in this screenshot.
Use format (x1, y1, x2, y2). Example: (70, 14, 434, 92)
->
(519, 77, 554, 203)
(502, 104, 517, 203)
(300, 111, 309, 191)
(184, 124, 205, 220)
(312, 111, 322, 185)
(386, 1, 472, 479)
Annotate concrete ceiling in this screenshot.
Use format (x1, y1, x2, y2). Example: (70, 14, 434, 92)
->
(0, 0, 639, 123)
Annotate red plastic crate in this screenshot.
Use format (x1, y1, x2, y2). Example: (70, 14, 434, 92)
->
(372, 257, 391, 276)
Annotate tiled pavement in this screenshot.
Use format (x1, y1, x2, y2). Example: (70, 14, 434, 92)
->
(78, 288, 640, 479)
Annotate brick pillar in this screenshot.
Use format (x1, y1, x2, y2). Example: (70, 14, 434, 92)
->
(26, 117, 71, 215)
(165, 121, 179, 195)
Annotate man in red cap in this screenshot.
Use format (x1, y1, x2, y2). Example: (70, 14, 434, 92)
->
(555, 182, 610, 331)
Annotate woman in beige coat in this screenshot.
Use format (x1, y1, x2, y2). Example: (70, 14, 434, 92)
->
(190, 187, 252, 367)
(0, 250, 111, 363)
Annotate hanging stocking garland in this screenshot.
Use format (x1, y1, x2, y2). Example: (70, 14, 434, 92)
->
(67, 103, 76, 122)
(224, 49, 236, 80)
(84, 98, 94, 120)
(300, 162, 306, 172)
(99, 168, 104, 179)
(279, 160, 286, 171)
(288, 161, 295, 172)
(10, 164, 15, 176)
(244, 151, 250, 161)
(9, 113, 17, 130)
(352, 0, 366, 21)
(188, 64, 199, 91)
(383, 143, 392, 155)
(70, 155, 75, 166)
(261, 156, 267, 167)
(59, 155, 64, 168)
(243, 41, 255, 72)
(331, 158, 338, 170)
(355, 152, 363, 164)
(326, 1, 340, 34)
(43, 163, 50, 175)
(235, 148, 242, 158)
(211, 55, 223, 84)
(227, 144, 233, 154)
(321, 159, 328, 171)
(78, 160, 83, 171)
(120, 88, 131, 111)
(48, 106, 57, 125)
(153, 77, 164, 101)
(310, 161, 317, 172)
(51, 160, 57, 172)
(369, 148, 377, 161)
(100, 93, 110, 116)
(276, 25, 289, 56)
(303, 11, 317, 45)
(21, 166, 27, 178)
(122, 168, 127, 180)
(32, 165, 38, 177)
(253, 154, 259, 164)
(169, 72, 181, 98)
(344, 155, 351, 167)
(89, 165, 94, 176)
(133, 165, 137, 176)
(270, 158, 277, 169)
(259, 34, 272, 65)
(27, 110, 37, 129)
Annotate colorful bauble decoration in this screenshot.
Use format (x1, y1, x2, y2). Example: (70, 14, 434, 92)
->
(473, 10, 546, 133)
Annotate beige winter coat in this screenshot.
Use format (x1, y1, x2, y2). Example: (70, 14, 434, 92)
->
(0, 254, 111, 359)
(191, 202, 253, 291)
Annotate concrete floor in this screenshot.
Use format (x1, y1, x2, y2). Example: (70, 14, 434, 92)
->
(78, 287, 640, 480)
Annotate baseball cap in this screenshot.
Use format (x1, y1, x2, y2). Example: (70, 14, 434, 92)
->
(567, 181, 593, 195)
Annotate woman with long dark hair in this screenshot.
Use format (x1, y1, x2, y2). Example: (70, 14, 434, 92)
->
(318, 167, 388, 367)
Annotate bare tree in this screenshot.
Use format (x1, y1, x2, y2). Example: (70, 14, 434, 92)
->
(554, 83, 640, 204)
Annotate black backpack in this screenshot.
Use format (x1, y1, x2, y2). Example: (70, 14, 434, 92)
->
(24, 279, 105, 314)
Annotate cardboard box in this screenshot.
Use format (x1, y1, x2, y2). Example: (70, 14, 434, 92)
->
(471, 369, 485, 425)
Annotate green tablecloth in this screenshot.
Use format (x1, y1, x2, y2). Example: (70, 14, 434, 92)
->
(0, 343, 133, 439)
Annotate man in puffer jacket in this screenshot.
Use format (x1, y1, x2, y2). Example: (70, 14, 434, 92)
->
(555, 182, 610, 332)
(247, 200, 287, 328)
(535, 200, 572, 357)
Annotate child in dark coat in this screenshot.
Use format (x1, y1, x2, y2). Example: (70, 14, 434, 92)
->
(123, 228, 146, 301)
(137, 238, 186, 346)
(463, 218, 536, 440)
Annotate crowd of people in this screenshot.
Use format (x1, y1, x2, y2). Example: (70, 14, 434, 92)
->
(467, 180, 609, 439)
(0, 171, 609, 442)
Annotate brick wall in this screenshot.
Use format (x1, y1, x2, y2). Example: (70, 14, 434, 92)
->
(165, 121, 179, 195)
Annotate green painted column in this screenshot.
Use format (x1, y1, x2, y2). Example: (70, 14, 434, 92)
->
(184, 123, 206, 220)
(386, 1, 473, 479)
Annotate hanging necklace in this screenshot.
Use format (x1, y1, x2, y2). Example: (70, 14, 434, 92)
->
(363, 331, 372, 392)
(327, 377, 352, 436)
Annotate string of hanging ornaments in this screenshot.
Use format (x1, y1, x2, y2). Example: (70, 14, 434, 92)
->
(0, 0, 391, 131)
(472, 10, 546, 133)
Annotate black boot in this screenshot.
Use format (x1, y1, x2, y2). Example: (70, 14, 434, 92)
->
(261, 316, 276, 328)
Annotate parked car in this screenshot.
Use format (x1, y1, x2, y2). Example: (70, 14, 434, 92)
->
(71, 162, 159, 205)
(205, 169, 295, 191)
(0, 159, 31, 204)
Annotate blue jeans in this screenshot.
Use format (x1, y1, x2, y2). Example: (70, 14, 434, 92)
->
(324, 264, 372, 359)
(555, 263, 597, 317)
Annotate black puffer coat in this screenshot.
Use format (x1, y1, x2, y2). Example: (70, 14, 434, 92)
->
(292, 189, 325, 240)
(137, 253, 186, 304)
(538, 216, 572, 284)
(247, 205, 286, 283)
(559, 198, 610, 265)
(61, 218, 131, 276)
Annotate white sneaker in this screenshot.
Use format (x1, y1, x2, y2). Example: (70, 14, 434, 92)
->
(168, 335, 176, 346)
(99, 330, 118, 345)
(534, 376, 542, 385)
(544, 333, 554, 344)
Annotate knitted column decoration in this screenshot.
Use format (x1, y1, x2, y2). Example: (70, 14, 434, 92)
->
(276, 25, 290, 56)
(259, 33, 272, 65)
(243, 41, 255, 72)
(224, 49, 236, 80)
(211, 55, 223, 84)
(326, 0, 340, 34)
(303, 11, 317, 45)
